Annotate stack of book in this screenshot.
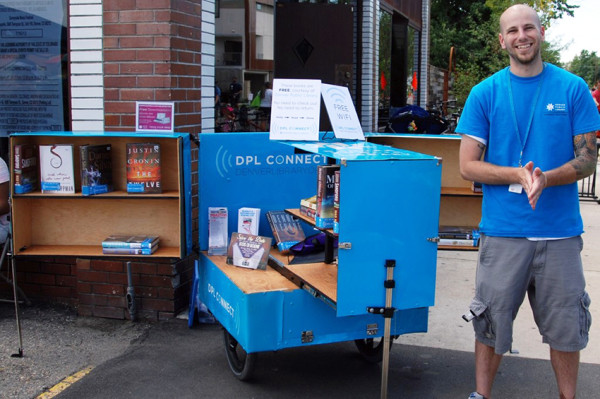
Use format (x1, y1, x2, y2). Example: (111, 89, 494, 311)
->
(438, 226, 480, 247)
(101, 234, 159, 255)
(300, 195, 317, 219)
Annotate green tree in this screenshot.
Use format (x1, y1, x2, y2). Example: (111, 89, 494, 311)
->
(567, 50, 600, 87)
(430, 0, 578, 106)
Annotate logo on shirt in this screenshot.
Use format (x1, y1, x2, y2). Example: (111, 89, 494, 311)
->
(545, 102, 567, 115)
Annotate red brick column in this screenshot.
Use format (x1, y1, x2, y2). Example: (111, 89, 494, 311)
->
(103, 0, 202, 135)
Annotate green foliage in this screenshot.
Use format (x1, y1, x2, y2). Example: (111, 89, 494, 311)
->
(567, 50, 600, 87)
(430, 0, 577, 106)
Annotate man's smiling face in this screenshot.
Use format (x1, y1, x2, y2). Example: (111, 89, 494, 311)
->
(499, 4, 545, 66)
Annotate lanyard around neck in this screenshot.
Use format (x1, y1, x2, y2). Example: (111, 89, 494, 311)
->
(506, 64, 545, 167)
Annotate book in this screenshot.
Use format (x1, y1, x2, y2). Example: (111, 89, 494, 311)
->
(266, 210, 306, 253)
(39, 144, 75, 194)
(438, 226, 479, 240)
(102, 234, 159, 249)
(471, 181, 482, 193)
(208, 207, 228, 256)
(333, 170, 340, 234)
(315, 165, 340, 229)
(299, 205, 316, 219)
(438, 238, 479, 247)
(80, 144, 113, 196)
(238, 207, 260, 236)
(102, 246, 158, 255)
(126, 143, 161, 193)
(226, 232, 271, 270)
(14, 144, 37, 194)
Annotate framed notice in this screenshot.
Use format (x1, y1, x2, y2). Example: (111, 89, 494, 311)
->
(321, 84, 365, 141)
(136, 101, 175, 132)
(269, 79, 321, 141)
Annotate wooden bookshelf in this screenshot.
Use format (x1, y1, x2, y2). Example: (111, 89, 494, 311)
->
(10, 132, 191, 258)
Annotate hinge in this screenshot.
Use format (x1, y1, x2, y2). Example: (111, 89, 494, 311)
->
(301, 330, 314, 343)
(339, 242, 352, 249)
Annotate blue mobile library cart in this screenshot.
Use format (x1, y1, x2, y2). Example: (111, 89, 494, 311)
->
(196, 132, 442, 388)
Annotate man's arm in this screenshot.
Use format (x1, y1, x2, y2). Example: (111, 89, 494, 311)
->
(459, 135, 532, 186)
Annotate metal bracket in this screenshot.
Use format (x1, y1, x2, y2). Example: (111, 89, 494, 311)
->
(366, 323, 379, 336)
(301, 330, 314, 343)
(367, 306, 396, 318)
(339, 242, 352, 249)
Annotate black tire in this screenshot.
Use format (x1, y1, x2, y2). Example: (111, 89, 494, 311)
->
(223, 329, 257, 381)
(354, 336, 394, 363)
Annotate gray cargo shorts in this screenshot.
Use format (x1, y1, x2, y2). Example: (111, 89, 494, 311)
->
(468, 234, 592, 354)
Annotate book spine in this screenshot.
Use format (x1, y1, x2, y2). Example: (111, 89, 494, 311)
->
(101, 242, 157, 249)
(102, 247, 155, 255)
(438, 238, 478, 247)
(14, 144, 22, 170)
(80, 146, 90, 195)
(299, 205, 316, 219)
(316, 165, 325, 217)
(333, 170, 340, 234)
(265, 212, 280, 243)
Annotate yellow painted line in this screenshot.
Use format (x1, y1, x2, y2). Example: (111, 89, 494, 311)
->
(36, 366, 94, 399)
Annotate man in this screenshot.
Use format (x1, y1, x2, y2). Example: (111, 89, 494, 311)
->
(456, 4, 600, 399)
(592, 78, 600, 113)
(229, 76, 242, 106)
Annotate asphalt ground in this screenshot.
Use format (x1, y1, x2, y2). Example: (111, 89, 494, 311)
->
(1, 182, 599, 398)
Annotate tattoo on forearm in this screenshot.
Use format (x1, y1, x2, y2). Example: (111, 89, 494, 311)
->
(571, 133, 598, 179)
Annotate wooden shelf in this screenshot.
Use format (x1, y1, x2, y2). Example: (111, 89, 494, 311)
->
(14, 245, 182, 258)
(13, 190, 180, 198)
(441, 187, 482, 196)
(438, 245, 478, 251)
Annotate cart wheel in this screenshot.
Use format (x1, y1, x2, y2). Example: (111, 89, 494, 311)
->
(354, 337, 394, 363)
(223, 329, 257, 381)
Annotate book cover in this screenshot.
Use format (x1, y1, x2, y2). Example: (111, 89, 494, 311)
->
(266, 210, 306, 253)
(226, 232, 271, 270)
(102, 234, 159, 249)
(126, 143, 161, 193)
(471, 181, 483, 193)
(39, 144, 75, 194)
(237, 207, 260, 236)
(80, 143, 113, 196)
(208, 207, 228, 256)
(333, 170, 340, 234)
(102, 246, 158, 255)
(14, 144, 38, 194)
(315, 165, 340, 229)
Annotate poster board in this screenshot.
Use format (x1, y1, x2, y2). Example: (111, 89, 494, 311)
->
(269, 79, 321, 141)
(136, 101, 175, 132)
(321, 83, 365, 141)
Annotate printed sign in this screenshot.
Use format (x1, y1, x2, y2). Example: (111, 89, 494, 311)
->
(136, 101, 175, 132)
(269, 79, 321, 141)
(321, 83, 365, 140)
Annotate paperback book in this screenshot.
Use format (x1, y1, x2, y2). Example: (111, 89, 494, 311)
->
(315, 165, 340, 228)
(102, 246, 158, 255)
(438, 226, 479, 240)
(438, 237, 479, 247)
(39, 144, 75, 194)
(13, 144, 37, 194)
(333, 170, 340, 234)
(126, 143, 161, 193)
(266, 210, 306, 253)
(226, 232, 271, 270)
(102, 234, 159, 249)
(299, 195, 317, 219)
(238, 207, 260, 236)
(80, 143, 113, 196)
(208, 207, 228, 256)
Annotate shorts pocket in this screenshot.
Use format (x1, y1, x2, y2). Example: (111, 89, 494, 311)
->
(580, 291, 592, 337)
(470, 298, 495, 340)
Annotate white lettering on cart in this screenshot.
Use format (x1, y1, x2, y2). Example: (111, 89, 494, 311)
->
(207, 283, 235, 318)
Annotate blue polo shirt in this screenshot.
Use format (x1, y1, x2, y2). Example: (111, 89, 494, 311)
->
(456, 63, 600, 237)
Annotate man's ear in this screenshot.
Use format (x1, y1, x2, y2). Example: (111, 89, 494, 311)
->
(498, 33, 506, 49)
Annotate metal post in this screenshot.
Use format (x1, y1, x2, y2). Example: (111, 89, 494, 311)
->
(380, 259, 395, 399)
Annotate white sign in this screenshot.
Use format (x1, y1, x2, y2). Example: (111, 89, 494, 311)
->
(269, 79, 321, 141)
(136, 101, 175, 132)
(321, 84, 365, 141)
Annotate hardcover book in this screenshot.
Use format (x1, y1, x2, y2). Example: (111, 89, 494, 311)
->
(226, 232, 271, 270)
(126, 143, 161, 193)
(315, 165, 340, 229)
(39, 144, 75, 194)
(102, 246, 158, 255)
(14, 144, 38, 194)
(208, 207, 228, 256)
(102, 234, 159, 249)
(438, 226, 479, 240)
(80, 144, 113, 196)
(333, 170, 340, 234)
(238, 207, 260, 236)
(266, 210, 306, 253)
